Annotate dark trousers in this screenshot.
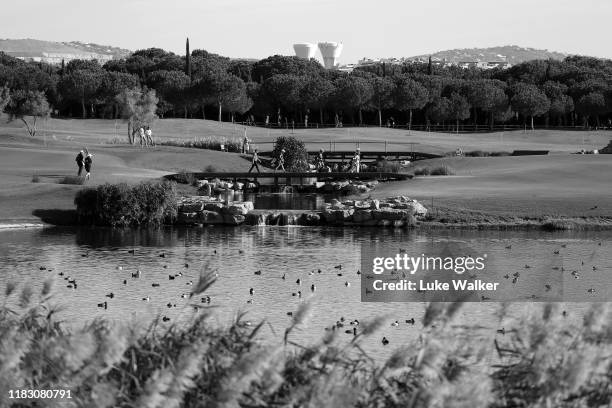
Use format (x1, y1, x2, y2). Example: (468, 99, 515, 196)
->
(248, 162, 260, 173)
(77, 164, 83, 176)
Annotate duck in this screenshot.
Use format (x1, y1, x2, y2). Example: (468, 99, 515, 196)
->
(186, 281, 193, 286)
(334, 265, 342, 270)
(105, 293, 114, 299)
(282, 273, 286, 280)
(142, 296, 150, 301)
(382, 337, 390, 346)
(350, 319, 360, 326)
(184, 263, 189, 268)
(128, 249, 135, 254)
(391, 321, 399, 327)
(39, 266, 46, 271)
(175, 272, 183, 277)
(345, 281, 350, 287)
(181, 293, 188, 299)
(356, 270, 361, 275)
(249, 288, 254, 296)
(337, 273, 343, 277)
(169, 275, 175, 280)
(162, 316, 170, 322)
(159, 253, 166, 258)
(132, 270, 141, 278)
(166, 302, 173, 308)
(524, 265, 531, 269)
(544, 284, 551, 291)
(587, 288, 596, 293)
(296, 278, 301, 285)
(58, 272, 64, 276)
(152, 283, 160, 287)
(513, 272, 520, 277)
(553, 250, 559, 254)
(298, 291, 302, 298)
(505, 245, 512, 249)
(481, 295, 491, 301)
(311, 284, 316, 292)
(97, 301, 107, 309)
(246, 299, 253, 304)
(254, 270, 262, 276)
(317, 269, 322, 274)
(238, 249, 244, 254)
(309, 271, 314, 276)
(163, 265, 168, 269)
(116, 266, 123, 271)
(287, 312, 293, 316)
(123, 280, 127, 285)
(405, 318, 415, 325)
(503, 274, 509, 279)
(561, 244, 567, 248)
(497, 328, 505, 335)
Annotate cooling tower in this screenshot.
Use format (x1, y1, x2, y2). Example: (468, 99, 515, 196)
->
(317, 42, 343, 69)
(293, 43, 317, 59)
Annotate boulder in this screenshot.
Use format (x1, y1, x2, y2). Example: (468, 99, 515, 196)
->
(222, 213, 246, 225)
(352, 209, 373, 223)
(177, 212, 199, 225)
(373, 209, 408, 221)
(370, 199, 380, 210)
(198, 210, 224, 224)
(322, 209, 354, 224)
(299, 212, 321, 226)
(179, 202, 204, 213)
(203, 202, 225, 213)
(279, 213, 299, 226)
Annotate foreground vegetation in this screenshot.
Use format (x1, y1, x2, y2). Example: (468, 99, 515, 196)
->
(0, 274, 610, 407)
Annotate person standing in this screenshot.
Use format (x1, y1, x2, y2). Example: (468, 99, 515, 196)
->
(145, 126, 153, 147)
(75, 150, 85, 176)
(242, 129, 250, 154)
(248, 149, 261, 173)
(138, 126, 145, 147)
(84, 152, 93, 180)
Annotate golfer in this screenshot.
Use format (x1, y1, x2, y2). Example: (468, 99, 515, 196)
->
(248, 149, 261, 173)
(84, 152, 93, 180)
(75, 150, 85, 176)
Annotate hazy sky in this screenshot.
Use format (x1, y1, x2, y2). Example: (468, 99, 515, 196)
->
(2, 0, 611, 62)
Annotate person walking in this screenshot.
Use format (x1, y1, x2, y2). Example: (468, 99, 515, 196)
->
(248, 149, 261, 173)
(75, 150, 85, 176)
(351, 148, 361, 173)
(275, 148, 286, 171)
(138, 126, 146, 147)
(242, 129, 250, 154)
(84, 152, 93, 180)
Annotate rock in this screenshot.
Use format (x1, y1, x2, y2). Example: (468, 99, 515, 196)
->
(177, 212, 199, 225)
(330, 199, 342, 207)
(222, 214, 246, 225)
(224, 202, 254, 216)
(370, 200, 380, 210)
(299, 212, 320, 226)
(196, 180, 209, 188)
(392, 220, 404, 228)
(373, 209, 408, 221)
(179, 202, 204, 213)
(198, 184, 213, 196)
(377, 219, 391, 227)
(232, 182, 244, 190)
(322, 209, 354, 224)
(203, 202, 224, 213)
(198, 210, 224, 224)
(352, 209, 373, 223)
(279, 213, 299, 226)
(409, 200, 428, 217)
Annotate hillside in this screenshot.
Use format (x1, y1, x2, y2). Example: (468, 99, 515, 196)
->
(0, 38, 131, 60)
(409, 45, 568, 64)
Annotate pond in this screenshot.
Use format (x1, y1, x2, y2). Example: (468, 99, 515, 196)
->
(1, 226, 610, 358)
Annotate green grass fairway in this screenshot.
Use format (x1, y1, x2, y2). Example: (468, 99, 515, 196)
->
(0, 116, 610, 224)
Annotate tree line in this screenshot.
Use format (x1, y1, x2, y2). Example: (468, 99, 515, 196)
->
(2, 44, 612, 135)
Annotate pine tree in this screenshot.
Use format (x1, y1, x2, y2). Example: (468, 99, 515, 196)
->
(428, 56, 433, 75)
(185, 37, 191, 80)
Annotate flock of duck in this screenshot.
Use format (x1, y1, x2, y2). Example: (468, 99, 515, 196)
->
(37, 238, 607, 347)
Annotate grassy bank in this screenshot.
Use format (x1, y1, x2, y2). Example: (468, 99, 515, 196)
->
(1, 275, 610, 407)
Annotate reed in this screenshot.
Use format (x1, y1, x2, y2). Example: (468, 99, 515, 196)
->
(0, 278, 610, 408)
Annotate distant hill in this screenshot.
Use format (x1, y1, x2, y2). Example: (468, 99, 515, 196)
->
(0, 38, 131, 62)
(409, 45, 568, 65)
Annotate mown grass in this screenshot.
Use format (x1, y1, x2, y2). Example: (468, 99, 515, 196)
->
(74, 181, 178, 227)
(414, 165, 455, 176)
(0, 274, 610, 408)
(58, 176, 86, 185)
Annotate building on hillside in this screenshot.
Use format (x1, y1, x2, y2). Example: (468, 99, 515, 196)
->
(5, 50, 114, 64)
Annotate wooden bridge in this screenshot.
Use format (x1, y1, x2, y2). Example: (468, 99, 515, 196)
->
(259, 150, 441, 163)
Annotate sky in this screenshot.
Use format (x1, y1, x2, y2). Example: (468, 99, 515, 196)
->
(2, 0, 611, 63)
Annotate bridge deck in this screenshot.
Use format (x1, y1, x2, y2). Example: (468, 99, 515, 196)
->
(259, 151, 441, 161)
(184, 171, 412, 182)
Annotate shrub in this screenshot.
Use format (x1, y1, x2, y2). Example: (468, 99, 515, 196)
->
(203, 164, 217, 173)
(175, 169, 196, 185)
(375, 159, 401, 173)
(430, 165, 455, 175)
(414, 167, 431, 176)
(31, 174, 40, 183)
(272, 136, 309, 172)
(74, 180, 178, 227)
(59, 175, 85, 185)
(159, 137, 242, 153)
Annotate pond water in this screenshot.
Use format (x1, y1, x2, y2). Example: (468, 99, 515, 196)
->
(1, 226, 610, 358)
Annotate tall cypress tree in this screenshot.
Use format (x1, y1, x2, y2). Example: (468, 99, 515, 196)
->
(427, 56, 433, 75)
(185, 37, 191, 80)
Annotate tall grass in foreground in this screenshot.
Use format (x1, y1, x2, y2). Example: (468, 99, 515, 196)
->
(74, 181, 178, 227)
(0, 276, 610, 407)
